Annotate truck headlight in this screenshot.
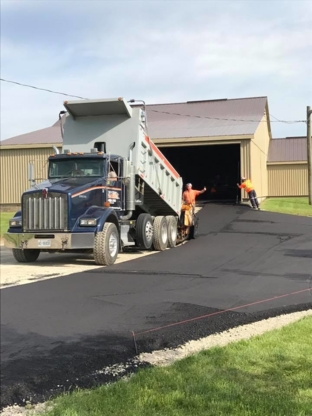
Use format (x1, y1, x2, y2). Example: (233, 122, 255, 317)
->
(9, 219, 22, 227)
(79, 218, 97, 226)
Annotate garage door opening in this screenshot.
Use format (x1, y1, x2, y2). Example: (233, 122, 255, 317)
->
(160, 144, 241, 201)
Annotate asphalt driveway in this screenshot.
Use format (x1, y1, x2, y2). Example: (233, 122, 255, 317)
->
(1, 203, 312, 407)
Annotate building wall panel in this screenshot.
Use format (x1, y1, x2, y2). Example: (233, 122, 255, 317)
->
(240, 139, 251, 200)
(251, 114, 270, 200)
(0, 147, 62, 205)
(268, 163, 308, 196)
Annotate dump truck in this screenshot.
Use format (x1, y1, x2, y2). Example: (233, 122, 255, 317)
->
(4, 98, 199, 265)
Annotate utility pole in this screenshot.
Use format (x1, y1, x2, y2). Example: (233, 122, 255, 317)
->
(308, 106, 312, 205)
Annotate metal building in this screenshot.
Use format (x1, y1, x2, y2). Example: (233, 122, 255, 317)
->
(0, 96, 308, 210)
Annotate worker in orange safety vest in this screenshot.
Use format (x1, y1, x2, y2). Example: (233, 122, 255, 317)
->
(182, 183, 207, 206)
(237, 177, 260, 210)
(181, 183, 206, 228)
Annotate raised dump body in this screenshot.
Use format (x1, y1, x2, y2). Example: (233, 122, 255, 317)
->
(62, 98, 183, 216)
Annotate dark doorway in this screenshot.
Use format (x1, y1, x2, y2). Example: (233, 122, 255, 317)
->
(160, 144, 241, 201)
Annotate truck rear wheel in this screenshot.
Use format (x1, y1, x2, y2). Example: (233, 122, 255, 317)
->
(136, 214, 153, 249)
(94, 223, 119, 266)
(166, 216, 177, 247)
(153, 216, 168, 251)
(12, 249, 40, 263)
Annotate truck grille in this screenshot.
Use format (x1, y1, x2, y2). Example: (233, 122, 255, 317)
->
(22, 192, 68, 231)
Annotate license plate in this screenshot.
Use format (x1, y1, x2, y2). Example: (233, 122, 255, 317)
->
(38, 239, 51, 247)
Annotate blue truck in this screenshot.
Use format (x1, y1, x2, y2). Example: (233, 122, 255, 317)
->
(4, 98, 198, 266)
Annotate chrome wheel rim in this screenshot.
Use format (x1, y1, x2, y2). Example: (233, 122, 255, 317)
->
(145, 221, 153, 241)
(170, 224, 177, 241)
(109, 232, 118, 257)
(161, 222, 168, 244)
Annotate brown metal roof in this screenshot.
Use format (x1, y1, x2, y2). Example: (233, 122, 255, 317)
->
(0, 126, 62, 146)
(267, 137, 307, 162)
(145, 96, 268, 139)
(1, 96, 268, 146)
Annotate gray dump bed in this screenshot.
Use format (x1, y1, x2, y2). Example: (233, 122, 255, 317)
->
(62, 98, 183, 216)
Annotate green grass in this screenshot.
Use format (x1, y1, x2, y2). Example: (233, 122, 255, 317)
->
(41, 316, 312, 416)
(0, 212, 15, 237)
(261, 197, 312, 216)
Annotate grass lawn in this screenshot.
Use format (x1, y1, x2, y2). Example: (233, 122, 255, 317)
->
(41, 316, 312, 416)
(261, 197, 312, 216)
(0, 212, 15, 238)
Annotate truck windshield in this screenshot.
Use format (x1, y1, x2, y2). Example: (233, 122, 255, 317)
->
(48, 158, 105, 178)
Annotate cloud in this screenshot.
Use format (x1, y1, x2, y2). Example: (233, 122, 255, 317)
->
(1, 0, 311, 140)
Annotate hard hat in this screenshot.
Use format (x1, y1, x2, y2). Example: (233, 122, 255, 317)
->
(241, 176, 246, 181)
(186, 183, 192, 187)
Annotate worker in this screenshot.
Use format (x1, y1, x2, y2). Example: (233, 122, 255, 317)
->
(237, 177, 260, 210)
(107, 169, 117, 185)
(181, 183, 206, 228)
(182, 183, 207, 206)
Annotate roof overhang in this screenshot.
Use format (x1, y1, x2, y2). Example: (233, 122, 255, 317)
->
(154, 135, 253, 146)
(267, 161, 307, 165)
(265, 99, 273, 140)
(63, 98, 133, 118)
(0, 143, 62, 150)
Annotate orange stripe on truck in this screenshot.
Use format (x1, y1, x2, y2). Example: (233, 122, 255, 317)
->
(145, 136, 180, 179)
(72, 186, 121, 197)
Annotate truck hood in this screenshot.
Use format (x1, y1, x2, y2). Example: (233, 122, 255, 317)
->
(25, 177, 102, 195)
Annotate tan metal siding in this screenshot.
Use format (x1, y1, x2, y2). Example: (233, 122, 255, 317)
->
(268, 163, 308, 196)
(240, 139, 251, 199)
(0, 147, 62, 204)
(240, 139, 251, 178)
(251, 115, 270, 200)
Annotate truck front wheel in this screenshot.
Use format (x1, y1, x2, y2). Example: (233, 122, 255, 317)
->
(94, 223, 119, 266)
(12, 249, 40, 263)
(153, 216, 168, 251)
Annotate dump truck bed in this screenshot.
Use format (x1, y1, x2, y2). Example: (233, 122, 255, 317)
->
(62, 98, 183, 216)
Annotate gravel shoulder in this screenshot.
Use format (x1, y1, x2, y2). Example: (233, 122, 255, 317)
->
(0, 248, 156, 289)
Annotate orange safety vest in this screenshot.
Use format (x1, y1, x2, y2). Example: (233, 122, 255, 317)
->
(182, 189, 201, 205)
(239, 179, 254, 193)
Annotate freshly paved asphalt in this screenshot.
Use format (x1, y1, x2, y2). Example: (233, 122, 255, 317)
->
(1, 203, 312, 407)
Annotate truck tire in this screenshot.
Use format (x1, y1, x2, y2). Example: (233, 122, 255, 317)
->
(189, 216, 199, 239)
(166, 216, 177, 248)
(136, 213, 153, 249)
(12, 249, 40, 263)
(94, 223, 119, 266)
(153, 216, 168, 251)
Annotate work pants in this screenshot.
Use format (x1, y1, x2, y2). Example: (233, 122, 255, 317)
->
(248, 190, 259, 208)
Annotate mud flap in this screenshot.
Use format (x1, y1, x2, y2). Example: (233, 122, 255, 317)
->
(189, 215, 199, 239)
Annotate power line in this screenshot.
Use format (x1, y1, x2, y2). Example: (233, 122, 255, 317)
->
(0, 77, 306, 124)
(148, 109, 305, 124)
(269, 112, 302, 124)
(0, 78, 88, 100)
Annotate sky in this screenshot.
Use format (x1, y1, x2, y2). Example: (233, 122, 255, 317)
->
(1, 0, 311, 141)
